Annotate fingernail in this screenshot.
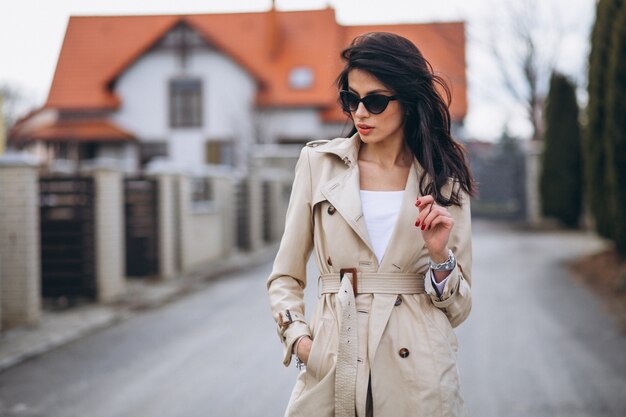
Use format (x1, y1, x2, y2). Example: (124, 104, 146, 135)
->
(421, 224, 425, 230)
(428, 225, 431, 230)
(415, 200, 421, 207)
(415, 219, 420, 227)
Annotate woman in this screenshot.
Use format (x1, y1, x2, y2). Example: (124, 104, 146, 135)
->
(267, 32, 475, 417)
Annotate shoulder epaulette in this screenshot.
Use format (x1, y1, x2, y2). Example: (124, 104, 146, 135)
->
(305, 139, 331, 148)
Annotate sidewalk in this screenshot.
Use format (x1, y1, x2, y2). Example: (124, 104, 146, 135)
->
(0, 244, 278, 373)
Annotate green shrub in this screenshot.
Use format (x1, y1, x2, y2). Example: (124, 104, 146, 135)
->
(540, 73, 582, 227)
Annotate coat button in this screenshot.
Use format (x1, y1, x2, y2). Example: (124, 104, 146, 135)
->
(394, 295, 402, 306)
(399, 348, 410, 358)
(327, 205, 336, 215)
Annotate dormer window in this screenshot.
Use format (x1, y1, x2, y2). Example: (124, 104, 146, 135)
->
(289, 66, 314, 90)
(169, 78, 203, 128)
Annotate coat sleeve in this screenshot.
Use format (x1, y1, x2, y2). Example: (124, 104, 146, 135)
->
(424, 186, 472, 328)
(267, 146, 315, 366)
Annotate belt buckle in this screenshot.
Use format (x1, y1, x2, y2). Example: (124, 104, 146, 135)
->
(339, 268, 358, 295)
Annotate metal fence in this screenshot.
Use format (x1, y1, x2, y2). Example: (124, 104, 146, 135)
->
(124, 177, 159, 277)
(40, 177, 96, 299)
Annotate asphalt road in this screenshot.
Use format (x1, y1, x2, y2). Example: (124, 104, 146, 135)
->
(0, 220, 625, 417)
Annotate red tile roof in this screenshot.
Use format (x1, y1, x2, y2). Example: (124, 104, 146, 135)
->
(11, 118, 135, 142)
(45, 8, 467, 122)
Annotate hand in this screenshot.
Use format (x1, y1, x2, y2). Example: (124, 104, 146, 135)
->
(415, 195, 454, 261)
(296, 336, 313, 364)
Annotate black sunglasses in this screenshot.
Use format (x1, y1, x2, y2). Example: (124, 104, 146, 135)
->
(339, 90, 398, 115)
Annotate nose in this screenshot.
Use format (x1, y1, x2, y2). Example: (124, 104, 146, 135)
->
(354, 101, 369, 118)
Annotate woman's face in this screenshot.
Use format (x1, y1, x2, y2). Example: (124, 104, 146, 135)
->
(346, 68, 405, 146)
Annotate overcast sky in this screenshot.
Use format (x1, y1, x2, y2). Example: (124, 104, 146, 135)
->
(0, 0, 596, 141)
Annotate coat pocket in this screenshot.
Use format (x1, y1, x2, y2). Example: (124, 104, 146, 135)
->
(426, 303, 459, 354)
(306, 317, 333, 381)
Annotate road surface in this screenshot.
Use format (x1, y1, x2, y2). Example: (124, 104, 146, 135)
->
(0, 220, 624, 416)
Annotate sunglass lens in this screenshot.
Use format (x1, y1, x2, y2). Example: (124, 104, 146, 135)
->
(340, 91, 359, 112)
(363, 95, 388, 114)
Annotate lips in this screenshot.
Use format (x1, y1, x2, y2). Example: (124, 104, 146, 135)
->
(356, 123, 374, 135)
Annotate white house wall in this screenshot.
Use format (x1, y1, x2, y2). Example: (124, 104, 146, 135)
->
(256, 109, 326, 144)
(97, 143, 138, 173)
(112, 46, 256, 170)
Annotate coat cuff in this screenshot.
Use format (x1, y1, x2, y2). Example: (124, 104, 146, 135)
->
(425, 265, 461, 308)
(280, 321, 312, 367)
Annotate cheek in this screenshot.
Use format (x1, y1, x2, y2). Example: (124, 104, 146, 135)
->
(382, 110, 405, 131)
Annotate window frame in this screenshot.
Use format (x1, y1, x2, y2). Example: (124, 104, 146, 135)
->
(169, 78, 204, 128)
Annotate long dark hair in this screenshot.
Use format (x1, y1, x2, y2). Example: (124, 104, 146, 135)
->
(336, 32, 475, 206)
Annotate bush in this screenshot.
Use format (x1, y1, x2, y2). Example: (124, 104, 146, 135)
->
(585, 0, 623, 238)
(540, 73, 582, 227)
(605, 2, 626, 254)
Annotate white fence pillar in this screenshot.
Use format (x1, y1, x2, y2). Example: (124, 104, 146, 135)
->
(145, 172, 177, 280)
(0, 154, 40, 329)
(524, 140, 544, 227)
(83, 166, 126, 303)
(248, 173, 263, 251)
(212, 174, 236, 257)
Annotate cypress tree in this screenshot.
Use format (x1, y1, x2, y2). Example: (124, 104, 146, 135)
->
(585, 0, 623, 238)
(605, 2, 626, 254)
(540, 73, 583, 227)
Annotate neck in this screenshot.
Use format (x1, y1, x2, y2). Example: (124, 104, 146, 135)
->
(358, 136, 412, 168)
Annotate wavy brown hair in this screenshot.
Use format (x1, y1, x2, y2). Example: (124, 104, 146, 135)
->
(336, 32, 475, 206)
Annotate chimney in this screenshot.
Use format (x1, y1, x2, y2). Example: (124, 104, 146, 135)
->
(268, 0, 282, 60)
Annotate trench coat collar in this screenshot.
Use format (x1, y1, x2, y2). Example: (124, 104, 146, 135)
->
(317, 135, 376, 256)
(314, 133, 361, 166)
(315, 133, 426, 270)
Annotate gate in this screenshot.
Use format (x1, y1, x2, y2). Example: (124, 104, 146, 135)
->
(262, 181, 272, 243)
(235, 179, 251, 250)
(40, 177, 96, 299)
(124, 177, 159, 277)
(468, 140, 527, 220)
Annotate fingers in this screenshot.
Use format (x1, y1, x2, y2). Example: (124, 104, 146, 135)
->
(415, 195, 434, 207)
(425, 212, 454, 231)
(414, 196, 453, 230)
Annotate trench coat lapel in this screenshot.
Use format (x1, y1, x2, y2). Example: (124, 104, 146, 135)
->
(319, 163, 377, 256)
(368, 158, 427, 361)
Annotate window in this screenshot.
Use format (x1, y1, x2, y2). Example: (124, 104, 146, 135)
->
(191, 177, 213, 203)
(140, 142, 168, 166)
(289, 66, 314, 89)
(169, 79, 203, 128)
(191, 177, 214, 211)
(205, 140, 235, 166)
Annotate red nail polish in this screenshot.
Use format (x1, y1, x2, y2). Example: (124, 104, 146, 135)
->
(415, 200, 421, 207)
(416, 219, 420, 227)
(421, 224, 425, 230)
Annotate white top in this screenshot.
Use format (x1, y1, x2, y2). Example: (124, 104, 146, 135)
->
(360, 189, 449, 294)
(359, 190, 404, 264)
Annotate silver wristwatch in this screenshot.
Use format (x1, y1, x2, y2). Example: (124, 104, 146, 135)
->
(429, 249, 456, 272)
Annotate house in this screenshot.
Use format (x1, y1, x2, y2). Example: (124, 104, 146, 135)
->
(9, 7, 467, 173)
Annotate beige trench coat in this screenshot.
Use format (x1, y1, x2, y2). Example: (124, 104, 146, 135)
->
(267, 134, 472, 417)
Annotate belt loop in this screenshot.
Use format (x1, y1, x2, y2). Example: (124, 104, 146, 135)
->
(339, 268, 358, 295)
